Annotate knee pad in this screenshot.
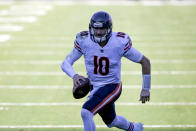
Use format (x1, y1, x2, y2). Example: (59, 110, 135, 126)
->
(81, 108, 93, 120)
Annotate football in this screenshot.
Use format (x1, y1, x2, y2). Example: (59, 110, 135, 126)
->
(73, 78, 91, 99)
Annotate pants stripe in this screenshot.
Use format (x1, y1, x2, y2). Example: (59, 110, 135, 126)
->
(91, 83, 122, 115)
(128, 122, 134, 131)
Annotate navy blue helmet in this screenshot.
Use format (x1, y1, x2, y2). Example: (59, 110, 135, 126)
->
(89, 11, 113, 43)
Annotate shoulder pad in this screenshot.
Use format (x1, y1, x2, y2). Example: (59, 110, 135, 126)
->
(74, 31, 89, 52)
(76, 31, 89, 41)
(114, 32, 132, 54)
(115, 32, 132, 45)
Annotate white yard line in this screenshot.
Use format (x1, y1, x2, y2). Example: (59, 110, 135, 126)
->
(122, 71, 196, 75)
(123, 85, 196, 89)
(145, 125, 196, 128)
(150, 59, 196, 64)
(10, 5, 53, 11)
(0, 102, 196, 106)
(0, 85, 195, 89)
(0, 43, 68, 47)
(0, 10, 48, 16)
(0, 34, 11, 42)
(0, 71, 196, 76)
(0, 59, 196, 64)
(0, 60, 61, 64)
(0, 24, 23, 32)
(0, 125, 195, 128)
(0, 85, 71, 89)
(0, 16, 37, 23)
(143, 50, 196, 55)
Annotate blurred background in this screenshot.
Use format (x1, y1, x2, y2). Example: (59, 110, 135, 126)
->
(0, 0, 195, 131)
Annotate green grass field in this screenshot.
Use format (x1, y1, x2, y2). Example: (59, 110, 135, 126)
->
(0, 1, 196, 131)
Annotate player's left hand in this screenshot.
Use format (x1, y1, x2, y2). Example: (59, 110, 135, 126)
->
(139, 90, 150, 104)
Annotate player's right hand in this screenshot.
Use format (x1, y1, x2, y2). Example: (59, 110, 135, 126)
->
(73, 74, 86, 87)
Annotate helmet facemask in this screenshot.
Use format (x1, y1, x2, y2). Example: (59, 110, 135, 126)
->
(90, 26, 111, 43)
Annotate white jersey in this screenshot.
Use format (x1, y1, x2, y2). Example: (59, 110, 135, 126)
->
(73, 31, 143, 87)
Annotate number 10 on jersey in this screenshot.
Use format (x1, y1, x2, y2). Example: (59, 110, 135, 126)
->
(94, 56, 109, 76)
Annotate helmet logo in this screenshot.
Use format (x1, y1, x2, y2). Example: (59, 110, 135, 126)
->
(93, 22, 103, 28)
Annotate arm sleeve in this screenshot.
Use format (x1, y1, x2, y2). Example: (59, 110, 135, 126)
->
(61, 48, 82, 78)
(123, 47, 143, 63)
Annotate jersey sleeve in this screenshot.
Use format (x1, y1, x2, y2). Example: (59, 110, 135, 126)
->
(117, 32, 143, 62)
(123, 47, 143, 63)
(61, 48, 82, 78)
(74, 31, 88, 54)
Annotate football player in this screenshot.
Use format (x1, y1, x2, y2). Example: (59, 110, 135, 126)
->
(61, 11, 151, 131)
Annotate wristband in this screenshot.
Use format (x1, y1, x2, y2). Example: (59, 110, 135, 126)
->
(142, 74, 151, 90)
